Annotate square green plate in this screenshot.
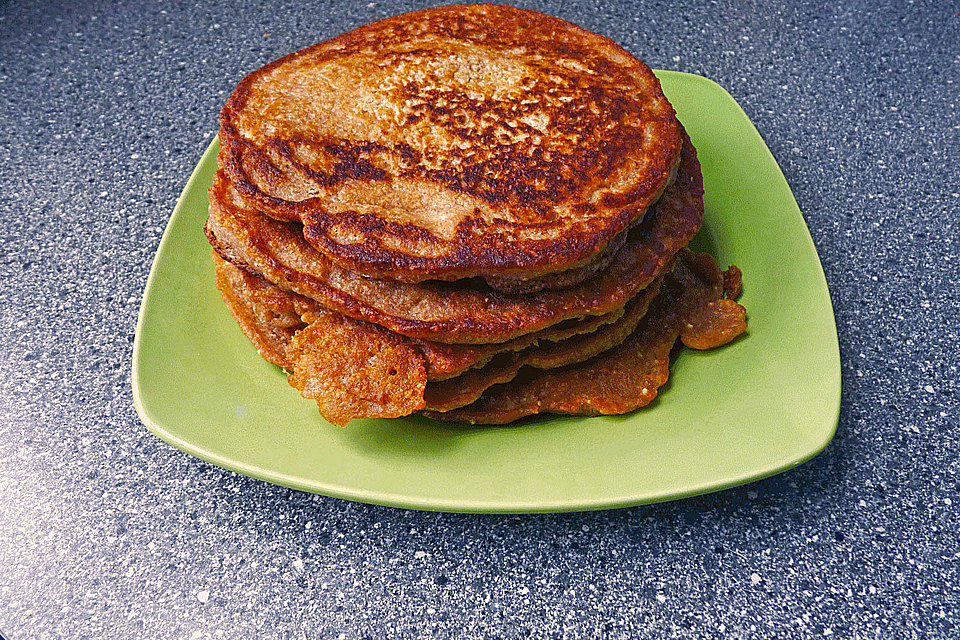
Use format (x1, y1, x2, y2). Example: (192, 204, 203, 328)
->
(133, 71, 840, 513)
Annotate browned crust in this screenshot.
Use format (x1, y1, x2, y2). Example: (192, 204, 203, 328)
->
(422, 250, 747, 424)
(286, 311, 428, 426)
(205, 127, 702, 344)
(410, 305, 627, 381)
(422, 274, 665, 411)
(217, 3, 681, 281)
(482, 219, 632, 294)
(212, 250, 636, 381)
(213, 251, 304, 367)
(723, 264, 743, 300)
(214, 248, 745, 426)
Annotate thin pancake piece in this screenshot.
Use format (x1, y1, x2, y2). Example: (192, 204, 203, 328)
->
(286, 311, 428, 426)
(215, 254, 428, 426)
(483, 225, 631, 295)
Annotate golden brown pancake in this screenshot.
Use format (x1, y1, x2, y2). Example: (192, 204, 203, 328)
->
(214, 254, 304, 368)
(423, 250, 747, 424)
(421, 274, 664, 411)
(214, 249, 744, 425)
(215, 252, 637, 382)
(285, 311, 428, 423)
(215, 253, 427, 423)
(217, 4, 681, 283)
(215, 252, 671, 422)
(205, 128, 702, 344)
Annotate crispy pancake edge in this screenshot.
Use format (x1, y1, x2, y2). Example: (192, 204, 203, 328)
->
(212, 252, 636, 382)
(422, 250, 747, 424)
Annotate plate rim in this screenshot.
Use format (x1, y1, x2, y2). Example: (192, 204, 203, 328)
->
(131, 69, 841, 513)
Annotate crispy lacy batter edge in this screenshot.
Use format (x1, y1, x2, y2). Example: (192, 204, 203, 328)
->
(217, 3, 682, 281)
(213, 251, 633, 382)
(422, 274, 665, 412)
(213, 252, 679, 425)
(203, 127, 702, 344)
(286, 312, 428, 427)
(422, 250, 747, 425)
(215, 253, 427, 426)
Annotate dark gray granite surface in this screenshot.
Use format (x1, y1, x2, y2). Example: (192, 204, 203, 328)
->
(1, 1, 958, 638)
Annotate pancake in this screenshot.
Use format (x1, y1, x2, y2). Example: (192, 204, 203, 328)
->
(422, 250, 747, 424)
(214, 252, 670, 423)
(214, 249, 743, 425)
(216, 254, 428, 423)
(215, 253, 638, 381)
(217, 4, 681, 283)
(205, 127, 703, 344)
(285, 310, 428, 423)
(214, 254, 304, 368)
(421, 274, 665, 411)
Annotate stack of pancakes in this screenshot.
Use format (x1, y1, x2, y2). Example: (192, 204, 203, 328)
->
(205, 4, 747, 426)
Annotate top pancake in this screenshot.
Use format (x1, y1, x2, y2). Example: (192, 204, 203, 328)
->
(218, 3, 682, 282)
(205, 127, 702, 344)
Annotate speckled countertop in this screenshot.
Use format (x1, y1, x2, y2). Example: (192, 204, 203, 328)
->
(1, 1, 958, 638)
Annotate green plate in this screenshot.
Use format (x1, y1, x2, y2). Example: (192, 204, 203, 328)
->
(132, 71, 840, 513)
